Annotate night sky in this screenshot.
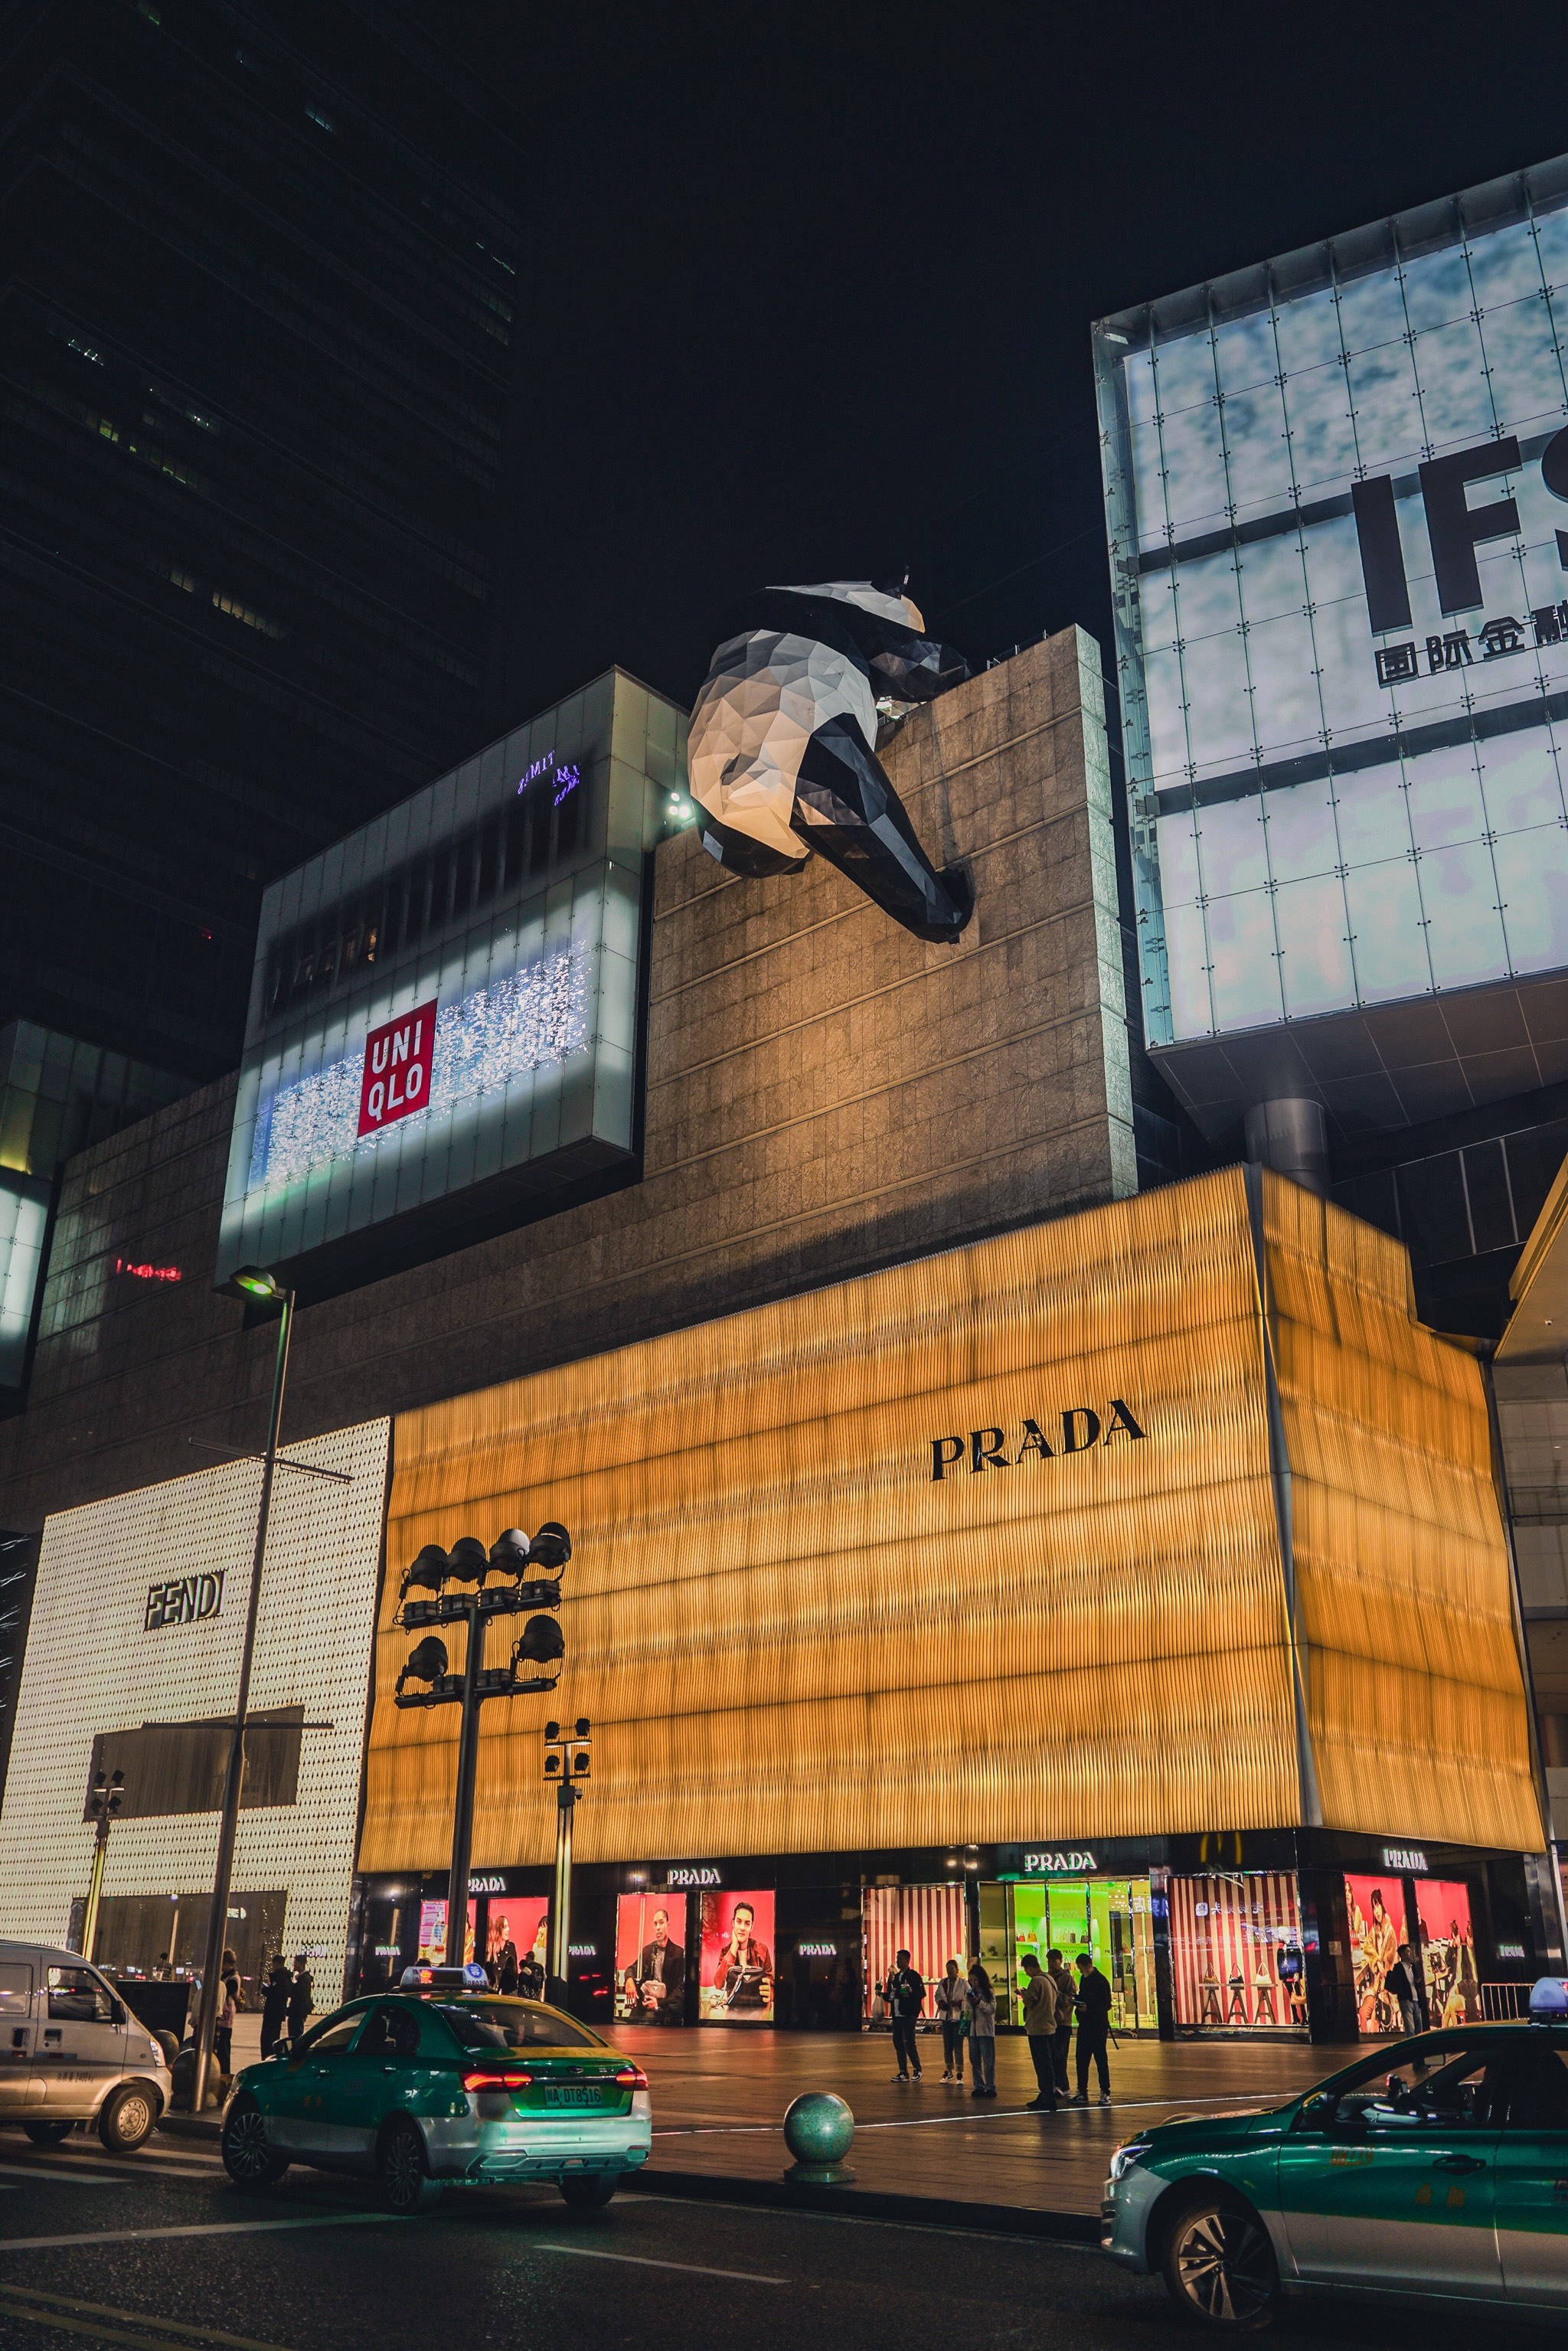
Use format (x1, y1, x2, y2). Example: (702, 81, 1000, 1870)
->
(449, 5, 1568, 721)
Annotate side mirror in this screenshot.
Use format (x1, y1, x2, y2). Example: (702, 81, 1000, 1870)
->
(272, 2037, 290, 2059)
(109, 2000, 127, 2028)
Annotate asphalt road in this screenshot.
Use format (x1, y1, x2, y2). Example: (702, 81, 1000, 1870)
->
(0, 2129, 1526, 2349)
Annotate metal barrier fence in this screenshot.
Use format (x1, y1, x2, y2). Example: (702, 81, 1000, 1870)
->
(1478, 1981, 1531, 2020)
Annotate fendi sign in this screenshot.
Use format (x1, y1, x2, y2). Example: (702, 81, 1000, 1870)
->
(930, 1402, 1146, 1480)
(144, 1572, 224, 1630)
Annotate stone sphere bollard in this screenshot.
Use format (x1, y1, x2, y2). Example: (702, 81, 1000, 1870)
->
(782, 2091, 855, 2185)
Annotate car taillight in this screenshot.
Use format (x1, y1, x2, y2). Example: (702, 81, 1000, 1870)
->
(615, 2066, 648, 2089)
(463, 2069, 533, 2091)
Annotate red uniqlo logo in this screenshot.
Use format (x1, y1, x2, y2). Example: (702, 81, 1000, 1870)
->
(358, 999, 436, 1135)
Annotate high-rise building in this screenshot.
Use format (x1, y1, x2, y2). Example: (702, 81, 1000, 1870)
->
(0, 0, 528, 1083)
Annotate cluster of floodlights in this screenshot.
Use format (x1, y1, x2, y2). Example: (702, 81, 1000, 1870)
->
(394, 1522, 572, 1703)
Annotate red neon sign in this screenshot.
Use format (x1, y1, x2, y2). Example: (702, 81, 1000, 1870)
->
(358, 999, 436, 1137)
(115, 1259, 182, 1283)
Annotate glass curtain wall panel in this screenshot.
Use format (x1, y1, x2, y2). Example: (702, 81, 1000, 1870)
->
(1096, 157, 1568, 1050)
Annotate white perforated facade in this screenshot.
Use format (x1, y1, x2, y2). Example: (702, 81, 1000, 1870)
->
(0, 1419, 389, 1993)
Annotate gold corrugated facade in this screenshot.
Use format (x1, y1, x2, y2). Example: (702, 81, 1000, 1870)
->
(361, 1167, 1542, 1876)
(1263, 1177, 1540, 1850)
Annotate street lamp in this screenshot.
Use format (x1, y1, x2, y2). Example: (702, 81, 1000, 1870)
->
(186, 1264, 350, 2112)
(80, 1766, 127, 1961)
(394, 1524, 570, 1967)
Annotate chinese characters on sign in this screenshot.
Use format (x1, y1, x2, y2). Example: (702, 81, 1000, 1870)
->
(357, 999, 436, 1137)
(1375, 605, 1568, 687)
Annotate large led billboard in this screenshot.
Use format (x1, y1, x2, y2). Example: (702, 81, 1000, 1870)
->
(1096, 156, 1568, 1132)
(216, 671, 684, 1295)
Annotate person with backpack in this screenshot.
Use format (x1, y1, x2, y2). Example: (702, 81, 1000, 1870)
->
(884, 1948, 926, 2082)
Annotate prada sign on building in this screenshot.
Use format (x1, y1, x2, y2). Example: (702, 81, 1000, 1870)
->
(930, 1401, 1146, 1477)
(360, 1167, 1541, 1881)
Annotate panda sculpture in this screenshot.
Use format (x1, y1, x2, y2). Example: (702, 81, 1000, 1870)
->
(686, 579, 973, 942)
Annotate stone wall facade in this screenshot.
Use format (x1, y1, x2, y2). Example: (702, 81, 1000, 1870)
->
(0, 626, 1137, 1527)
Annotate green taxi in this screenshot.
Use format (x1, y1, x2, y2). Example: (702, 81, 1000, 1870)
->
(1101, 1977, 1568, 2329)
(220, 1976, 651, 2215)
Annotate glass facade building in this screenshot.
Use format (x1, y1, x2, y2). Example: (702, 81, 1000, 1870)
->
(0, 1020, 185, 1404)
(216, 672, 686, 1297)
(0, 0, 528, 1079)
(1096, 155, 1568, 1126)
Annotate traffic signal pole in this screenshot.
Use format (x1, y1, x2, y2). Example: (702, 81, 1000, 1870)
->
(550, 1778, 578, 1984)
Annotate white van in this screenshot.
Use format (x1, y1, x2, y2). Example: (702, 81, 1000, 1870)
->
(0, 1940, 172, 2150)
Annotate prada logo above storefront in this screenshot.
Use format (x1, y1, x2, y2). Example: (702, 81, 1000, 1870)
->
(929, 1401, 1146, 1479)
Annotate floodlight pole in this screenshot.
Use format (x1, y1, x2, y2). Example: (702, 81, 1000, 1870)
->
(189, 1285, 293, 2113)
(446, 1596, 488, 1966)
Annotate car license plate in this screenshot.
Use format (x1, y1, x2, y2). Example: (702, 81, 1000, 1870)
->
(542, 2083, 606, 2109)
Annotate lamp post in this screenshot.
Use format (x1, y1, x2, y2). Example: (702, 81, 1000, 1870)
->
(544, 1719, 591, 1987)
(394, 1526, 570, 1967)
(80, 1767, 126, 1962)
(188, 1265, 297, 2114)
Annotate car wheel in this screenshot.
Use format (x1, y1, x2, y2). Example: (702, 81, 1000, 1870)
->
(377, 2119, 442, 2215)
(22, 2121, 73, 2145)
(559, 2173, 618, 2209)
(220, 2100, 289, 2189)
(98, 2084, 156, 2154)
(1161, 2189, 1279, 2330)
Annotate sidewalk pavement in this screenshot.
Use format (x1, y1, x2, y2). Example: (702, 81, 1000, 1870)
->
(176, 2013, 1333, 2236)
(619, 2023, 1328, 2230)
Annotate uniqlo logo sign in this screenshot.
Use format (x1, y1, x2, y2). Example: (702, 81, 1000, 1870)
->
(358, 999, 436, 1136)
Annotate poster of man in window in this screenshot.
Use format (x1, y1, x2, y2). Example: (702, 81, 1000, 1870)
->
(698, 1891, 774, 2023)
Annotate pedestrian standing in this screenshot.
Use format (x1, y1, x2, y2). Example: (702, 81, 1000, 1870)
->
(1387, 1943, 1423, 2039)
(498, 1937, 519, 1996)
(259, 1955, 291, 2055)
(214, 1948, 240, 2078)
(934, 1958, 967, 2084)
(1046, 1948, 1074, 2093)
(965, 1961, 997, 2098)
(1019, 1954, 1058, 2111)
(287, 1952, 314, 2046)
(1067, 1951, 1112, 2106)
(884, 1947, 926, 2082)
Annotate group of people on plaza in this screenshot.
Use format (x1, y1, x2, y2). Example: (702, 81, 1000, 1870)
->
(881, 1947, 1116, 2107)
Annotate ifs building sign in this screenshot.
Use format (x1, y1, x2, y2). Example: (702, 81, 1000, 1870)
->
(1095, 156, 1568, 1133)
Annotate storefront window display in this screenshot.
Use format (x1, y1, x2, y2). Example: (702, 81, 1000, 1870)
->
(698, 1891, 775, 2022)
(1005, 1880, 1156, 2030)
(1413, 1879, 1478, 2027)
(864, 1886, 968, 2023)
(416, 1896, 548, 1980)
(616, 1892, 688, 2023)
(1171, 1873, 1305, 2031)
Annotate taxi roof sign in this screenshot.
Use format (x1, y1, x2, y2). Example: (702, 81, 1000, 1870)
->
(1528, 1976, 1568, 2020)
(399, 1961, 489, 1993)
